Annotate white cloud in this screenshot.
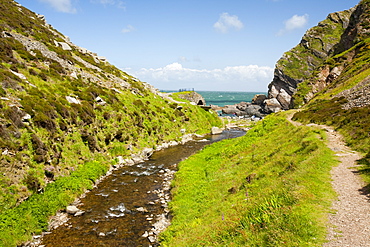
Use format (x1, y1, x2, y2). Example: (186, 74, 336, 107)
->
(278, 14, 309, 35)
(214, 13, 244, 33)
(121, 25, 135, 33)
(39, 0, 76, 13)
(124, 63, 273, 91)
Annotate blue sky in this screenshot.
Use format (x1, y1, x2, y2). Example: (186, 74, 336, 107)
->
(16, 0, 359, 91)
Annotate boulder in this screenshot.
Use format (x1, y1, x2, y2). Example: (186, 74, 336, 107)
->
(141, 148, 154, 160)
(116, 156, 125, 164)
(66, 96, 81, 104)
(244, 105, 263, 117)
(131, 154, 144, 164)
(211, 127, 223, 135)
(11, 70, 27, 80)
(181, 134, 193, 144)
(66, 206, 79, 215)
(263, 98, 282, 113)
(176, 91, 206, 105)
(235, 102, 250, 111)
(252, 94, 267, 105)
(58, 42, 72, 51)
(168, 141, 178, 146)
(276, 88, 291, 109)
(95, 96, 107, 106)
(222, 105, 241, 115)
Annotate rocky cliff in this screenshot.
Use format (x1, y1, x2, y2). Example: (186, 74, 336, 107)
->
(291, 0, 370, 188)
(0, 1, 222, 245)
(266, 0, 370, 111)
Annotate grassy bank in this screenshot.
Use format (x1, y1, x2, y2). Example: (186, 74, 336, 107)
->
(160, 113, 337, 246)
(0, 83, 221, 246)
(293, 96, 370, 185)
(0, 158, 110, 246)
(0, 5, 222, 243)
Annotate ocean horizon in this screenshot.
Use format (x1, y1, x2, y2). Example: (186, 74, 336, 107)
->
(161, 90, 267, 107)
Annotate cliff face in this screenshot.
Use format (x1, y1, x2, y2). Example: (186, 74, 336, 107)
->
(0, 0, 221, 238)
(266, 0, 370, 111)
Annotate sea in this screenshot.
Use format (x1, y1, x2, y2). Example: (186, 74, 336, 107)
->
(162, 90, 267, 107)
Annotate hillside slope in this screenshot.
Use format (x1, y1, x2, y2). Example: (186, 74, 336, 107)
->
(264, 0, 370, 172)
(0, 0, 221, 244)
(160, 0, 370, 245)
(291, 0, 370, 172)
(265, 0, 369, 111)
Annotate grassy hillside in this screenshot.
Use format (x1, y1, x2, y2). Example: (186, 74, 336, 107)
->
(0, 0, 222, 245)
(160, 1, 370, 245)
(292, 1, 370, 183)
(160, 113, 337, 246)
(271, 0, 370, 182)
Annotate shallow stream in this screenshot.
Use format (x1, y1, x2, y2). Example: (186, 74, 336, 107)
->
(41, 129, 245, 247)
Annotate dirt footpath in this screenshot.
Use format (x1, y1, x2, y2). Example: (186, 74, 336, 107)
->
(320, 124, 370, 247)
(287, 112, 370, 246)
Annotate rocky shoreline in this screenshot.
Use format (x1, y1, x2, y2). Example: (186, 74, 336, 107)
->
(212, 94, 283, 118)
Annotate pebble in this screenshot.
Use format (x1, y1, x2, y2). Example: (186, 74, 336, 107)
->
(136, 207, 148, 213)
(148, 236, 156, 243)
(142, 231, 149, 238)
(74, 211, 85, 217)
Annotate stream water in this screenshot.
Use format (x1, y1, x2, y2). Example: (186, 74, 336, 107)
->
(41, 129, 245, 247)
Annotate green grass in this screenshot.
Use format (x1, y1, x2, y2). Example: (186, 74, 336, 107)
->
(0, 1, 223, 244)
(0, 77, 221, 245)
(0, 158, 110, 246)
(160, 113, 337, 246)
(293, 96, 370, 188)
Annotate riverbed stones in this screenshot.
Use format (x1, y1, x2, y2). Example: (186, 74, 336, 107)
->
(142, 231, 149, 238)
(66, 206, 79, 215)
(73, 210, 85, 217)
(136, 207, 148, 213)
(66, 206, 84, 216)
(141, 148, 154, 160)
(181, 134, 193, 144)
(211, 126, 223, 135)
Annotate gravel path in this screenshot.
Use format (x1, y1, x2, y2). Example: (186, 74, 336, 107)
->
(320, 125, 370, 247)
(288, 112, 370, 246)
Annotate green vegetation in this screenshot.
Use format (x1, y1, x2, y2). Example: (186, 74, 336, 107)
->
(0, 68, 221, 245)
(0, 159, 109, 246)
(276, 9, 351, 83)
(160, 113, 337, 246)
(0, 0, 222, 245)
(292, 36, 370, 186)
(293, 96, 370, 180)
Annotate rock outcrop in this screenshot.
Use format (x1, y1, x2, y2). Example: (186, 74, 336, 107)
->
(175, 91, 206, 105)
(265, 7, 355, 111)
(221, 101, 265, 118)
